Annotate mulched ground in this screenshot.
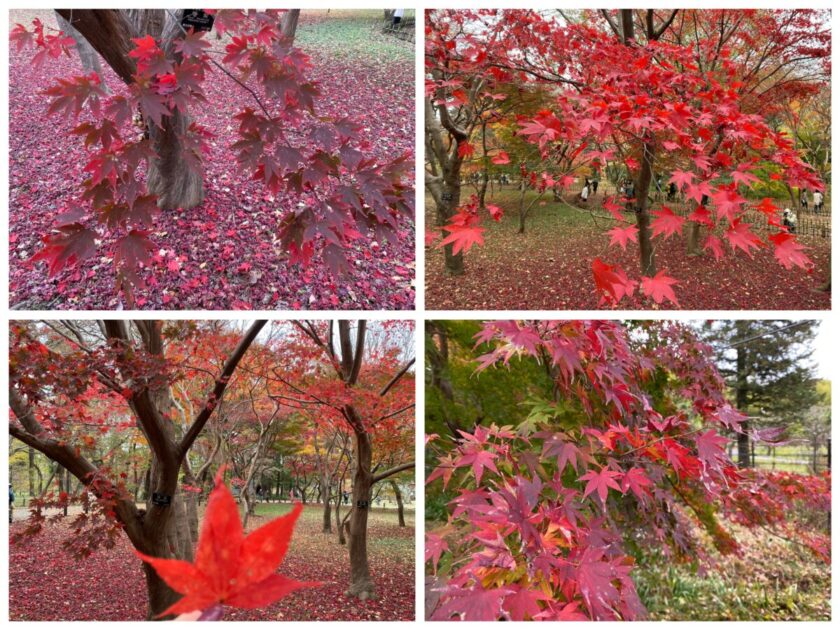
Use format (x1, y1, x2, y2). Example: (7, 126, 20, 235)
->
(9, 10, 415, 310)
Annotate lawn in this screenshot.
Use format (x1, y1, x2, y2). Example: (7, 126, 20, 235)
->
(425, 187, 831, 310)
(8, 502, 415, 621)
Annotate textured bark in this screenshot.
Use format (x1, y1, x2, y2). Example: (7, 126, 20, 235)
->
(55, 9, 204, 210)
(346, 428, 374, 599)
(54, 12, 109, 92)
(321, 471, 333, 533)
(615, 9, 658, 277)
(280, 9, 300, 42)
(389, 479, 406, 527)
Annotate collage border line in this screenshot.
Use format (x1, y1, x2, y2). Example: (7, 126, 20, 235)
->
(1, 0, 837, 626)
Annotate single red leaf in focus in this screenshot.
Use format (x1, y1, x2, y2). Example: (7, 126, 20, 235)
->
(579, 466, 621, 503)
(607, 224, 638, 250)
(650, 206, 685, 239)
(769, 232, 813, 270)
(640, 270, 680, 306)
(136, 470, 318, 617)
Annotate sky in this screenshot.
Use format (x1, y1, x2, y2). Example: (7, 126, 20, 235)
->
(812, 320, 833, 381)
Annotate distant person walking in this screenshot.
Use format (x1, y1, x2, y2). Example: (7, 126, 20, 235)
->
(800, 189, 808, 211)
(783, 208, 797, 233)
(392, 9, 405, 26)
(9, 484, 15, 524)
(813, 190, 824, 214)
(580, 179, 590, 204)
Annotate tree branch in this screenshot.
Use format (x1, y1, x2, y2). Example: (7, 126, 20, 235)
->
(177, 320, 267, 458)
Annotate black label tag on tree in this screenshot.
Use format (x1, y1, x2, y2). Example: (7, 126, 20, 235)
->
(356, 499, 369, 509)
(181, 10, 215, 32)
(151, 492, 172, 507)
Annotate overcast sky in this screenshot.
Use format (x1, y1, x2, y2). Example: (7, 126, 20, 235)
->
(812, 320, 833, 381)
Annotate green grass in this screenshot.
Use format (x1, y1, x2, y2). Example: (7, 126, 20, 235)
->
(253, 501, 415, 524)
(295, 9, 414, 63)
(634, 524, 831, 620)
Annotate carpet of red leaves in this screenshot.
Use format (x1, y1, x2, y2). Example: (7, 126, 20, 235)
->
(425, 197, 831, 311)
(9, 10, 415, 310)
(8, 505, 415, 621)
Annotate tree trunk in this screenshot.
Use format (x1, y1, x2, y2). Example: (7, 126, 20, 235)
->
(389, 479, 406, 527)
(54, 11, 110, 92)
(280, 9, 300, 42)
(322, 476, 332, 533)
(735, 329, 751, 468)
(438, 181, 464, 275)
(517, 183, 528, 234)
(55, 9, 204, 210)
(146, 109, 205, 209)
(346, 430, 374, 599)
(142, 555, 183, 619)
(634, 138, 657, 277)
(28, 447, 36, 499)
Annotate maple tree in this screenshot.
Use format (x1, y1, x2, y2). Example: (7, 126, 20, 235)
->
(274, 320, 415, 599)
(9, 319, 414, 617)
(425, 9, 829, 306)
(425, 320, 830, 620)
(11, 10, 413, 303)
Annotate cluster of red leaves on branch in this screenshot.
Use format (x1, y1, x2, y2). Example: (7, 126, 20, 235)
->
(9, 323, 174, 433)
(425, 320, 829, 621)
(11, 10, 413, 303)
(15, 470, 128, 559)
(426, 10, 828, 306)
(721, 469, 831, 561)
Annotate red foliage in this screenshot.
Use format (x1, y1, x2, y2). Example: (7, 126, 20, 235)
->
(10, 11, 414, 309)
(136, 471, 317, 617)
(426, 9, 828, 306)
(426, 320, 830, 621)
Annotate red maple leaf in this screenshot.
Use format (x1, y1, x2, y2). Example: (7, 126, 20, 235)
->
(650, 206, 685, 239)
(434, 585, 515, 621)
(425, 533, 449, 573)
(667, 169, 694, 190)
(607, 224, 638, 250)
(454, 447, 499, 484)
(136, 470, 318, 617)
(640, 270, 679, 306)
(724, 221, 763, 257)
(711, 186, 747, 224)
(491, 150, 511, 165)
(601, 196, 625, 221)
(694, 429, 729, 470)
(592, 258, 637, 303)
(769, 232, 813, 270)
(503, 585, 550, 620)
(703, 235, 725, 260)
(32, 223, 97, 276)
(621, 467, 652, 500)
(438, 213, 485, 255)
(457, 141, 475, 159)
(579, 466, 622, 503)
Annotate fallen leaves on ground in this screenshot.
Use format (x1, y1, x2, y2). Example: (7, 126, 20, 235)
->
(425, 192, 830, 310)
(8, 504, 415, 621)
(9, 10, 415, 310)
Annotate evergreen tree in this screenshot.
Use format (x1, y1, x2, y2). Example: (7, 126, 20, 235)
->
(702, 320, 819, 467)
